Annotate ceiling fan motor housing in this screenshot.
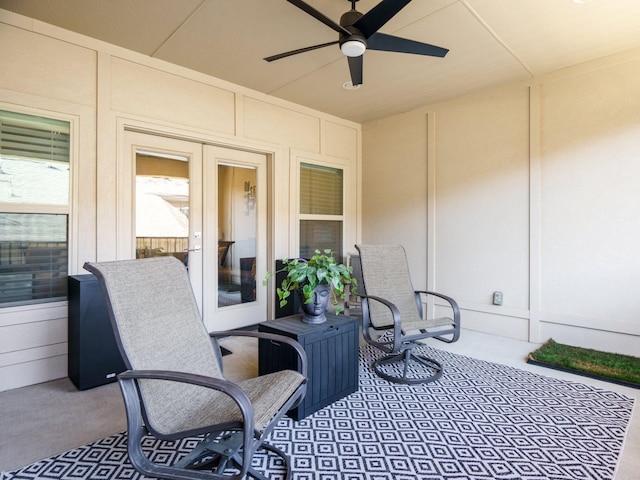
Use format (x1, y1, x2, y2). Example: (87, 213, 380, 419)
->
(339, 10, 367, 56)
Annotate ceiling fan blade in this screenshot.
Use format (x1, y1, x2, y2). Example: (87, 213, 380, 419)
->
(288, 0, 351, 36)
(347, 55, 363, 86)
(264, 41, 339, 62)
(367, 32, 448, 57)
(353, 0, 412, 39)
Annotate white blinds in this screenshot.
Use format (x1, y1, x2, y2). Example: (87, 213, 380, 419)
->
(0, 110, 70, 163)
(300, 163, 343, 215)
(299, 162, 345, 258)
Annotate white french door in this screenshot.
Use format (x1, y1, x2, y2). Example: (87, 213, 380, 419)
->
(123, 131, 268, 330)
(203, 145, 267, 331)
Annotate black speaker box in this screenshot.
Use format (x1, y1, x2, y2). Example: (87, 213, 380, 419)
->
(67, 274, 126, 390)
(274, 259, 304, 318)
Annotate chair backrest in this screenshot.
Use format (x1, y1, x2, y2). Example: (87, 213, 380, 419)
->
(348, 254, 366, 297)
(355, 244, 422, 329)
(84, 256, 223, 435)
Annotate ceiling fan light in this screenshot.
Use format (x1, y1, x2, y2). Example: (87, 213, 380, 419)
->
(341, 40, 366, 57)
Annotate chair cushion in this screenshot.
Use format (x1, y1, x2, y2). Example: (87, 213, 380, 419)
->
(150, 369, 305, 435)
(237, 370, 306, 430)
(400, 315, 455, 333)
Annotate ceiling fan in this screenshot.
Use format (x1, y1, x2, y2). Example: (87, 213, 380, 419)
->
(264, 0, 449, 86)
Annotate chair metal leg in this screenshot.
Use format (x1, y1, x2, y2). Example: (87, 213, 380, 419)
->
(127, 426, 290, 480)
(177, 431, 292, 480)
(373, 347, 443, 385)
(239, 443, 292, 480)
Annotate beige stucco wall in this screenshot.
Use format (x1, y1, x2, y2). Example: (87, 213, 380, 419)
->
(0, 11, 361, 391)
(362, 50, 640, 356)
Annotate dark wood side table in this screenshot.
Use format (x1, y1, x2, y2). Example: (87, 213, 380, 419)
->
(258, 313, 359, 420)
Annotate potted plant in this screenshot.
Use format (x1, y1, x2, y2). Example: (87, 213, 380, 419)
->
(263, 249, 357, 324)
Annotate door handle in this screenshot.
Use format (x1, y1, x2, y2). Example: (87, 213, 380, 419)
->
(184, 246, 202, 253)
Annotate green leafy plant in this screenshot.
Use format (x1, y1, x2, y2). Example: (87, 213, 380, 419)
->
(263, 249, 357, 315)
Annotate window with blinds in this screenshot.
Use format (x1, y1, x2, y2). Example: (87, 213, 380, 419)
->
(0, 110, 70, 163)
(300, 163, 343, 215)
(0, 110, 70, 306)
(299, 163, 344, 259)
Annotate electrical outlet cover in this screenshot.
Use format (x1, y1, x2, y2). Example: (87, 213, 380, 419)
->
(493, 291, 503, 306)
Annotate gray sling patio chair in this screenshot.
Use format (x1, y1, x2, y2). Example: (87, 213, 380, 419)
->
(84, 256, 307, 480)
(354, 244, 460, 384)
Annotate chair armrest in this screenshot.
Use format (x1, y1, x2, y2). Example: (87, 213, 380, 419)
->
(415, 290, 461, 342)
(415, 290, 460, 324)
(415, 291, 460, 322)
(210, 330, 308, 378)
(358, 293, 404, 352)
(118, 369, 254, 436)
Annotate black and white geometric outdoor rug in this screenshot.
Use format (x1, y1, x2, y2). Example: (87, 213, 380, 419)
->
(4, 344, 635, 480)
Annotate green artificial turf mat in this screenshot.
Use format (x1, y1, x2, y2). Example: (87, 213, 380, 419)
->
(528, 338, 640, 389)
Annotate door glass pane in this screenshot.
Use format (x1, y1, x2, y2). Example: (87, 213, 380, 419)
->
(135, 153, 189, 265)
(218, 164, 257, 307)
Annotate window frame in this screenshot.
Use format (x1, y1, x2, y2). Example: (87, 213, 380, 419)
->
(0, 105, 77, 307)
(292, 153, 351, 261)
